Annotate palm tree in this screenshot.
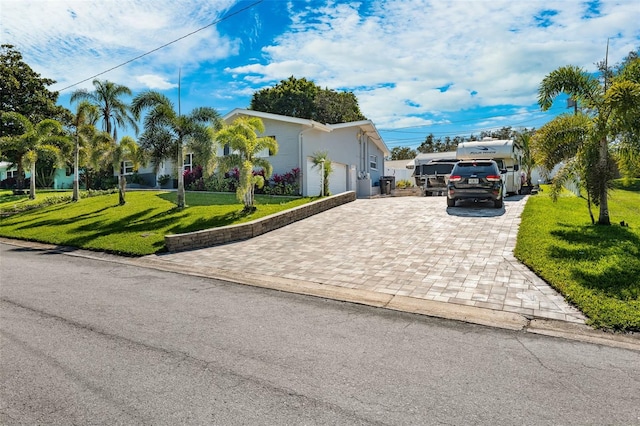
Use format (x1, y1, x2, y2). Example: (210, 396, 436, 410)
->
(70, 79, 138, 140)
(110, 136, 144, 205)
(515, 129, 535, 187)
(68, 100, 99, 201)
(216, 116, 278, 211)
(310, 151, 333, 196)
(535, 52, 640, 225)
(132, 91, 222, 209)
(0, 112, 69, 199)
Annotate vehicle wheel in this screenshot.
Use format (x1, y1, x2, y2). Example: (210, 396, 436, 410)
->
(494, 197, 503, 208)
(425, 191, 432, 197)
(447, 197, 455, 207)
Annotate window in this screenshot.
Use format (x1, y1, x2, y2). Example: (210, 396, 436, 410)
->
(6, 170, 18, 178)
(369, 155, 378, 170)
(183, 153, 193, 172)
(65, 166, 74, 176)
(121, 161, 134, 175)
(223, 144, 230, 156)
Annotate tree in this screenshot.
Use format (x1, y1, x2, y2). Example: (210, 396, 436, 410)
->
(250, 76, 367, 124)
(110, 136, 143, 205)
(68, 100, 100, 201)
(216, 116, 278, 210)
(132, 91, 222, 209)
(0, 112, 69, 199)
(390, 146, 417, 160)
(0, 44, 71, 137)
(514, 128, 536, 186)
(310, 151, 333, 197)
(70, 79, 138, 140)
(535, 48, 640, 225)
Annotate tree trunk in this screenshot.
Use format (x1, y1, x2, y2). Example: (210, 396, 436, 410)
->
(177, 145, 185, 209)
(29, 161, 36, 200)
(118, 174, 126, 205)
(16, 162, 25, 191)
(597, 137, 610, 225)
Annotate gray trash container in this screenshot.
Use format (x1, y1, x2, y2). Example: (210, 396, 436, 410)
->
(380, 176, 395, 195)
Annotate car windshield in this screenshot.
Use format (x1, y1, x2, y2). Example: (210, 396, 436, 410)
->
(454, 162, 497, 174)
(421, 164, 455, 175)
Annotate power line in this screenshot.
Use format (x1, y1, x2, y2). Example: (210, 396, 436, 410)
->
(58, 0, 263, 92)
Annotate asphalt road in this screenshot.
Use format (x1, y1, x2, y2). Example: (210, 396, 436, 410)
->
(1, 242, 639, 425)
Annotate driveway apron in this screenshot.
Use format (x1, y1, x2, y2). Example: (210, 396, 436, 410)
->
(150, 196, 586, 324)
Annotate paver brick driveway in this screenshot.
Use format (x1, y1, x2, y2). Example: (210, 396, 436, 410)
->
(152, 195, 586, 323)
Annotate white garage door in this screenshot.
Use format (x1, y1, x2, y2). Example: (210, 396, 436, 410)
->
(305, 158, 347, 196)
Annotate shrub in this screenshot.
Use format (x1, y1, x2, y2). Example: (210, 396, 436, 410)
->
(395, 179, 413, 189)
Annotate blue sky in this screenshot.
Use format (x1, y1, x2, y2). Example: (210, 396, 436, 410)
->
(2, 0, 639, 150)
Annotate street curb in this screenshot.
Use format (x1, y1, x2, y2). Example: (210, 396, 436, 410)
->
(2, 237, 638, 352)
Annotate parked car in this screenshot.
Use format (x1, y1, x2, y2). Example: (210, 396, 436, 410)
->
(413, 159, 459, 196)
(446, 160, 504, 208)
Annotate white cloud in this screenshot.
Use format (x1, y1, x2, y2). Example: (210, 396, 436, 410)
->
(1, 0, 238, 91)
(226, 0, 640, 128)
(135, 74, 178, 90)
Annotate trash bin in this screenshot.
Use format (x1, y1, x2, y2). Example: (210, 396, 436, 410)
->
(379, 176, 395, 195)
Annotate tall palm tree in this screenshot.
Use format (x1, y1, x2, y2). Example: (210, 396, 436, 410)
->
(0, 112, 69, 199)
(70, 79, 138, 140)
(536, 55, 640, 225)
(110, 136, 144, 205)
(132, 91, 222, 209)
(68, 100, 99, 201)
(216, 116, 278, 210)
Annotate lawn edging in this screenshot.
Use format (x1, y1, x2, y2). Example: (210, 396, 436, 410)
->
(165, 191, 356, 252)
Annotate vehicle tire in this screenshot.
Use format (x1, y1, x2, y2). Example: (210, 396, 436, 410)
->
(425, 191, 432, 197)
(494, 197, 503, 208)
(447, 197, 455, 207)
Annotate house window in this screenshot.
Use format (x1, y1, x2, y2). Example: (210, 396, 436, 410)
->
(121, 161, 134, 175)
(369, 155, 378, 170)
(183, 153, 193, 172)
(223, 144, 230, 156)
(65, 166, 74, 176)
(6, 170, 18, 178)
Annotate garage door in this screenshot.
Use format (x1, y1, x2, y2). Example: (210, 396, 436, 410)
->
(305, 158, 347, 196)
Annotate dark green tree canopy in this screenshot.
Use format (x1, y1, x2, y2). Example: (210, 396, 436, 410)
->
(249, 76, 367, 124)
(0, 44, 71, 137)
(390, 146, 417, 160)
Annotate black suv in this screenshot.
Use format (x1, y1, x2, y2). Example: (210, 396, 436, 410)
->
(446, 160, 504, 208)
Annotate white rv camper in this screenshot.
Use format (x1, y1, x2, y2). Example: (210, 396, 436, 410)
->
(456, 138, 523, 195)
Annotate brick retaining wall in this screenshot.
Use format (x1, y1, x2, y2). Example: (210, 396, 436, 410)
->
(164, 191, 356, 252)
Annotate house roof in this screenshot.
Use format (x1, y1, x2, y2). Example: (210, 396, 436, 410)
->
(222, 109, 390, 156)
(222, 108, 332, 132)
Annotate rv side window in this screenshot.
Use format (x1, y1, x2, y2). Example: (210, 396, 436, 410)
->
(493, 159, 505, 169)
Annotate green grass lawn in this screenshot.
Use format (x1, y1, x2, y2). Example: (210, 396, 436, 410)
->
(0, 190, 313, 256)
(514, 179, 640, 332)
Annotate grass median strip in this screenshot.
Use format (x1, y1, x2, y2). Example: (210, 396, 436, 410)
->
(0, 190, 313, 256)
(515, 179, 640, 332)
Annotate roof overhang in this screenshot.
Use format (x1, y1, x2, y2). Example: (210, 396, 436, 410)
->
(222, 108, 332, 132)
(329, 120, 390, 156)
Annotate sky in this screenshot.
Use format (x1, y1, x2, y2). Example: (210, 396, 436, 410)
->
(2, 0, 639, 150)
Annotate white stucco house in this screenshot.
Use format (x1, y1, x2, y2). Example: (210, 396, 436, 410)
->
(133, 109, 390, 198)
(221, 109, 390, 197)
